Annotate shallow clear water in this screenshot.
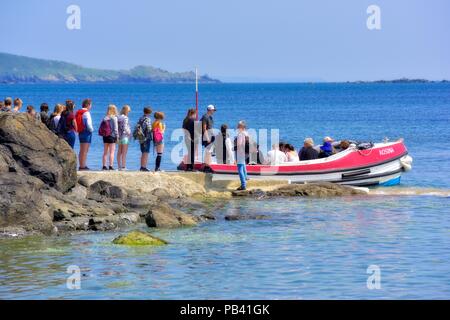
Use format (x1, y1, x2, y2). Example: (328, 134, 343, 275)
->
(0, 195, 449, 299)
(0, 83, 449, 299)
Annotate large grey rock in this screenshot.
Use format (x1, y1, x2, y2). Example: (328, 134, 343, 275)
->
(0, 113, 77, 192)
(0, 173, 55, 235)
(145, 203, 198, 228)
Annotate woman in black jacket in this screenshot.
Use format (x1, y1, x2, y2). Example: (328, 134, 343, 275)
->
(182, 108, 197, 171)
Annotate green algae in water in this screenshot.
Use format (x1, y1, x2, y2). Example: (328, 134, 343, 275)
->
(112, 231, 168, 246)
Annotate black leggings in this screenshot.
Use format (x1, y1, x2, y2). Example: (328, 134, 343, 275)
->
(185, 140, 195, 168)
(155, 153, 162, 171)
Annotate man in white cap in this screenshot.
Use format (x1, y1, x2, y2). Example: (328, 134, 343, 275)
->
(299, 137, 319, 161)
(200, 104, 216, 165)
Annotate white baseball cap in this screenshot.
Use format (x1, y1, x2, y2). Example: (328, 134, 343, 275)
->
(207, 104, 216, 111)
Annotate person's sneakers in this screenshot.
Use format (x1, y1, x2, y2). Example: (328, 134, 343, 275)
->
(102, 166, 108, 171)
(120, 167, 127, 171)
(140, 167, 150, 172)
(236, 186, 246, 191)
(109, 166, 116, 171)
(79, 167, 90, 171)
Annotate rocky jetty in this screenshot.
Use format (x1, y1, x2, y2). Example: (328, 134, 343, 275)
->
(0, 113, 368, 239)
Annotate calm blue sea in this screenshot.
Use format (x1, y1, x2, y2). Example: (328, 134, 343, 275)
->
(0, 83, 449, 299)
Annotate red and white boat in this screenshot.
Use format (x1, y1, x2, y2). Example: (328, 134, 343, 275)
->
(178, 139, 413, 187)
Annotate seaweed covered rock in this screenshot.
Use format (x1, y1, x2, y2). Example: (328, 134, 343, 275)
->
(112, 231, 167, 246)
(0, 113, 77, 192)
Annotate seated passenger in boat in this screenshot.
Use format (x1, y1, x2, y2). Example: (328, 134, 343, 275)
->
(337, 140, 350, 151)
(318, 136, 336, 158)
(214, 124, 235, 164)
(284, 144, 300, 162)
(248, 141, 265, 165)
(299, 138, 319, 161)
(266, 143, 287, 165)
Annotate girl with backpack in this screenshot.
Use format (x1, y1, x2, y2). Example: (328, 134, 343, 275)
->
(76, 99, 94, 171)
(152, 111, 165, 172)
(117, 105, 132, 171)
(99, 104, 119, 170)
(47, 104, 64, 133)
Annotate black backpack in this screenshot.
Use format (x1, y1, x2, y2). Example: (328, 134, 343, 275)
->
(56, 113, 68, 136)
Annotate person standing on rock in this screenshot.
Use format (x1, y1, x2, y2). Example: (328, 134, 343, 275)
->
(99, 104, 119, 170)
(182, 108, 197, 171)
(47, 104, 64, 133)
(76, 99, 94, 171)
(39, 103, 49, 125)
(2, 97, 13, 112)
(117, 105, 132, 171)
(13, 98, 22, 113)
(134, 107, 153, 172)
(152, 111, 166, 172)
(200, 104, 216, 166)
(236, 120, 249, 191)
(61, 100, 78, 149)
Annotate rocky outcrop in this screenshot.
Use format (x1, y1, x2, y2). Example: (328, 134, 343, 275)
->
(0, 173, 55, 236)
(231, 183, 367, 198)
(145, 203, 199, 228)
(0, 113, 77, 192)
(112, 231, 167, 246)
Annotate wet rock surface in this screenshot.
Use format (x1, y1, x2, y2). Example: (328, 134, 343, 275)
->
(231, 183, 366, 198)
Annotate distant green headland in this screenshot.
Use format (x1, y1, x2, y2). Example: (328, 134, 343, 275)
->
(0, 52, 220, 84)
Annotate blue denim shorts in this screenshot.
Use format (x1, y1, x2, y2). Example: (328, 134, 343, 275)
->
(79, 131, 92, 144)
(140, 139, 151, 153)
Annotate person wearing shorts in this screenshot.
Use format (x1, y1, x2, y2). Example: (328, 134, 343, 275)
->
(101, 105, 119, 170)
(138, 107, 153, 171)
(77, 99, 94, 170)
(117, 105, 132, 170)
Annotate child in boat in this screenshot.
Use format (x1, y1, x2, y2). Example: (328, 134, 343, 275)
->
(285, 144, 300, 162)
(152, 111, 165, 172)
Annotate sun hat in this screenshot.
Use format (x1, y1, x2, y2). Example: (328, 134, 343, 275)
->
(207, 104, 216, 111)
(323, 136, 334, 142)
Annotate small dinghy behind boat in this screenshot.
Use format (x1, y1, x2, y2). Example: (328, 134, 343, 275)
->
(178, 139, 413, 187)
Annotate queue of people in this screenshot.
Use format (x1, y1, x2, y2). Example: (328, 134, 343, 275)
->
(1, 97, 165, 172)
(2, 96, 352, 187)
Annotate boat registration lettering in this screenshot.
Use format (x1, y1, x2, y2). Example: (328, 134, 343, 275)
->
(379, 147, 395, 156)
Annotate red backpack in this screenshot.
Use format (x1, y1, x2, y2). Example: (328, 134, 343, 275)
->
(75, 109, 87, 133)
(98, 118, 112, 137)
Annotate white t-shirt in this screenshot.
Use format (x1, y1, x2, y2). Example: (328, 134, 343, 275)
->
(266, 149, 287, 165)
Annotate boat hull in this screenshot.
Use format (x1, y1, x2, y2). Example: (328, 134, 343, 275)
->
(178, 140, 412, 187)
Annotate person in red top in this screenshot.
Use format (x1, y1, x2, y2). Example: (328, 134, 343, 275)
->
(63, 100, 77, 149)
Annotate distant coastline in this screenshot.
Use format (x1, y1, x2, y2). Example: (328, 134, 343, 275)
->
(344, 78, 449, 84)
(0, 52, 220, 84)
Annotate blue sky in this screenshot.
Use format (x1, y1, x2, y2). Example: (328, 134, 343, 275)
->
(0, 0, 449, 82)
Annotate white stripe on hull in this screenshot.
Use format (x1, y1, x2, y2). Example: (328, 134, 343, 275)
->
(211, 158, 405, 186)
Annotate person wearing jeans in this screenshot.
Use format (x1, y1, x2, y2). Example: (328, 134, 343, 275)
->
(235, 120, 248, 191)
